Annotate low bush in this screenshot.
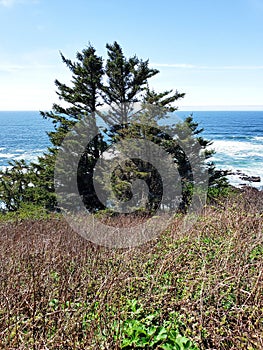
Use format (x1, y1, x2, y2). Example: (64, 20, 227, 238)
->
(0, 189, 262, 349)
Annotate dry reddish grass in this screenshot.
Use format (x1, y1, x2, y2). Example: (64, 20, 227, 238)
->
(0, 188, 262, 349)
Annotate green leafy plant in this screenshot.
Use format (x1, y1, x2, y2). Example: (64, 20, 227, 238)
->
(249, 244, 263, 261)
(115, 300, 199, 349)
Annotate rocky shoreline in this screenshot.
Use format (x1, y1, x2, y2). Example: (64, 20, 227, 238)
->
(226, 170, 261, 183)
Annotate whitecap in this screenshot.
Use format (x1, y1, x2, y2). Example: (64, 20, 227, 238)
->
(14, 154, 40, 162)
(209, 140, 263, 158)
(0, 153, 17, 158)
(0, 165, 12, 172)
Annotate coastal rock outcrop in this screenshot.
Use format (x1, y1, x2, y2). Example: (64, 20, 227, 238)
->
(240, 175, 261, 182)
(225, 170, 261, 183)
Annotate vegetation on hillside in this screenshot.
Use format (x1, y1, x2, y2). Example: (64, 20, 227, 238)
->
(1, 42, 261, 350)
(0, 188, 262, 349)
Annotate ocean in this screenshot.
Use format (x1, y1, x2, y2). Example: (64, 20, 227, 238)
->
(0, 110, 262, 190)
(177, 110, 263, 189)
(0, 111, 51, 169)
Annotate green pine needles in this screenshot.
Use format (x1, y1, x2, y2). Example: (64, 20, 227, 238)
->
(0, 41, 228, 214)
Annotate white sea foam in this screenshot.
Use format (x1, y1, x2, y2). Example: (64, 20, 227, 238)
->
(0, 152, 17, 158)
(14, 153, 40, 162)
(207, 139, 263, 189)
(0, 150, 44, 168)
(0, 165, 12, 172)
(209, 140, 263, 157)
(232, 179, 262, 190)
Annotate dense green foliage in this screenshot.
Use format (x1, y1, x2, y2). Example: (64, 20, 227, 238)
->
(0, 41, 228, 213)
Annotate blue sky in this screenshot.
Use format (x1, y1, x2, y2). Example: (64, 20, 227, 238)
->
(0, 0, 263, 110)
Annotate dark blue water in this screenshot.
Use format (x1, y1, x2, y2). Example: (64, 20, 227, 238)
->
(0, 110, 262, 188)
(0, 111, 51, 168)
(177, 111, 263, 141)
(176, 111, 263, 188)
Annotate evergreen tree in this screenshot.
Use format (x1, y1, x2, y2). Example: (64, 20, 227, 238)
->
(0, 158, 56, 211)
(40, 45, 107, 211)
(0, 160, 31, 211)
(102, 41, 159, 125)
(0, 41, 228, 214)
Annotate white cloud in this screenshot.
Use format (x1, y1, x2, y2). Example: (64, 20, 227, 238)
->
(152, 63, 196, 69)
(151, 63, 263, 70)
(0, 0, 15, 6)
(0, 63, 58, 74)
(0, 48, 61, 74)
(0, 0, 38, 7)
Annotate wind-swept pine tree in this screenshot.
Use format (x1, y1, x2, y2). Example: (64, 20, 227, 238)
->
(39, 45, 107, 211)
(102, 41, 159, 125)
(0, 41, 228, 213)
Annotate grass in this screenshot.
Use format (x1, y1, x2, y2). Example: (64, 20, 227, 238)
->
(0, 188, 262, 349)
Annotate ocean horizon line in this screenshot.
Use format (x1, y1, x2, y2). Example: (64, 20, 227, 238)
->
(1, 105, 263, 113)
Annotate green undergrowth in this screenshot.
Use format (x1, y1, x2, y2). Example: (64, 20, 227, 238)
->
(0, 203, 60, 222)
